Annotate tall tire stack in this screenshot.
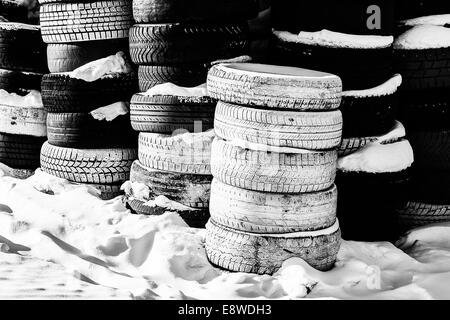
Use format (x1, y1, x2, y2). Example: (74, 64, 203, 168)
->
(205, 63, 343, 275)
(0, 21, 47, 179)
(129, 0, 254, 91)
(394, 4, 450, 230)
(38, 0, 139, 200)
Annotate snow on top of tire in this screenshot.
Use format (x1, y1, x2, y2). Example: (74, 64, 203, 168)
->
(401, 14, 450, 27)
(142, 83, 208, 98)
(273, 29, 393, 49)
(0, 89, 43, 108)
(395, 25, 450, 50)
(342, 74, 402, 98)
(0, 21, 40, 31)
(337, 140, 414, 174)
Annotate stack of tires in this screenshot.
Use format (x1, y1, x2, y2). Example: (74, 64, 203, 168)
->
(0, 21, 47, 178)
(129, 0, 254, 91)
(204, 63, 343, 274)
(395, 2, 450, 229)
(271, 0, 417, 242)
(38, 0, 138, 200)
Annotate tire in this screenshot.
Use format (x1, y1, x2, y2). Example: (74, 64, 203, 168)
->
(133, 0, 257, 23)
(130, 94, 216, 133)
(396, 0, 450, 20)
(0, 103, 47, 137)
(2, 167, 35, 180)
(0, 0, 29, 24)
(0, 69, 43, 93)
(40, 142, 137, 184)
(214, 101, 343, 150)
(397, 202, 450, 230)
(338, 136, 378, 156)
(46, 112, 137, 148)
(272, 0, 394, 36)
(207, 63, 342, 110)
(0, 133, 45, 169)
(407, 169, 450, 205)
(94, 184, 123, 200)
(40, 0, 133, 43)
(46, 40, 129, 73)
(41, 73, 138, 113)
(271, 35, 393, 91)
(126, 197, 209, 228)
(138, 131, 214, 175)
(129, 23, 249, 65)
(130, 160, 212, 209)
(0, 23, 47, 73)
(394, 48, 450, 90)
(138, 65, 208, 91)
(205, 219, 341, 274)
(210, 179, 337, 234)
(336, 169, 410, 242)
(408, 130, 450, 171)
(341, 90, 398, 138)
(211, 138, 337, 193)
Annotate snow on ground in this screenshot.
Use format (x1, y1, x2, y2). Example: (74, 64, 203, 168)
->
(1, 167, 450, 300)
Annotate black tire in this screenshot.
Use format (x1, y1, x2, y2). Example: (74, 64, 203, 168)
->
(129, 160, 212, 209)
(94, 183, 123, 200)
(40, 0, 133, 43)
(407, 169, 450, 205)
(46, 112, 137, 148)
(40, 142, 137, 184)
(0, 0, 29, 24)
(272, 0, 394, 36)
(129, 23, 249, 65)
(130, 94, 216, 133)
(0, 23, 47, 73)
(408, 130, 450, 171)
(394, 47, 450, 90)
(0, 133, 45, 169)
(41, 73, 138, 113)
(133, 0, 257, 23)
(397, 202, 450, 230)
(336, 169, 411, 242)
(47, 40, 129, 73)
(396, 0, 450, 20)
(271, 35, 393, 90)
(0, 69, 43, 93)
(138, 65, 207, 91)
(126, 197, 209, 228)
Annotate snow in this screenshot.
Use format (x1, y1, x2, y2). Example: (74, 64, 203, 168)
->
(142, 83, 208, 98)
(70, 52, 133, 82)
(0, 22, 40, 31)
(342, 74, 402, 98)
(395, 25, 450, 50)
(3, 168, 450, 299)
(401, 14, 450, 27)
(337, 140, 414, 174)
(273, 29, 394, 49)
(90, 101, 129, 121)
(376, 121, 406, 144)
(0, 89, 43, 108)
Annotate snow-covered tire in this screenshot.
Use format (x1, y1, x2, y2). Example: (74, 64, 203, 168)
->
(211, 138, 337, 193)
(130, 160, 212, 209)
(125, 197, 209, 228)
(0, 69, 43, 93)
(338, 136, 378, 156)
(210, 179, 337, 234)
(40, 142, 137, 184)
(40, 0, 133, 43)
(129, 23, 249, 65)
(214, 101, 343, 149)
(46, 40, 129, 73)
(130, 94, 216, 133)
(138, 65, 207, 91)
(0, 133, 45, 169)
(394, 48, 450, 90)
(0, 103, 47, 137)
(41, 73, 138, 113)
(133, 0, 257, 23)
(272, 0, 394, 36)
(397, 202, 450, 230)
(271, 37, 393, 91)
(205, 220, 341, 274)
(207, 63, 342, 110)
(46, 112, 137, 148)
(0, 23, 47, 73)
(138, 131, 214, 175)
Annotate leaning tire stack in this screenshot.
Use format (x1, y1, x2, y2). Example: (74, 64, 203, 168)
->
(38, 0, 138, 199)
(0, 21, 47, 179)
(205, 62, 343, 275)
(394, 4, 450, 230)
(129, 0, 254, 91)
